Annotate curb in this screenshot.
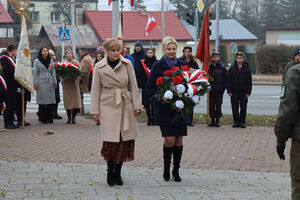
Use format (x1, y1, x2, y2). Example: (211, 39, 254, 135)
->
(253, 81, 281, 86)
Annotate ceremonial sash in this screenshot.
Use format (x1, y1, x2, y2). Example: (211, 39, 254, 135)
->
(0, 75, 7, 94)
(0, 55, 16, 69)
(141, 59, 150, 77)
(89, 65, 94, 74)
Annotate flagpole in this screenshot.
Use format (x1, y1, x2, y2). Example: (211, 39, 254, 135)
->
(206, 5, 210, 124)
(161, 0, 165, 39)
(20, 8, 25, 129)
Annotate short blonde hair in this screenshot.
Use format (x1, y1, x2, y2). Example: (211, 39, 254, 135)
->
(64, 48, 74, 59)
(49, 49, 55, 58)
(162, 36, 177, 51)
(103, 38, 121, 52)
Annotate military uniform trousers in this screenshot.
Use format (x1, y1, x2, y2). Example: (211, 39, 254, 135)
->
(230, 91, 248, 124)
(291, 139, 300, 200)
(209, 91, 224, 118)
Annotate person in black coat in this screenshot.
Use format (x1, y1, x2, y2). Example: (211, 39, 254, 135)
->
(147, 36, 188, 183)
(227, 52, 252, 128)
(136, 49, 157, 125)
(131, 41, 145, 74)
(1, 44, 19, 129)
(208, 50, 227, 127)
(180, 46, 199, 126)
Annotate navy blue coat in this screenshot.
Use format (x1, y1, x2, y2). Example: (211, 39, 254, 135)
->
(147, 57, 188, 126)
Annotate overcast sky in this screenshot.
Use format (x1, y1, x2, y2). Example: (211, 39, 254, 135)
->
(98, 0, 175, 11)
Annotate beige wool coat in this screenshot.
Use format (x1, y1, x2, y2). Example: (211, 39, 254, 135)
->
(90, 55, 142, 142)
(62, 59, 82, 110)
(80, 54, 93, 93)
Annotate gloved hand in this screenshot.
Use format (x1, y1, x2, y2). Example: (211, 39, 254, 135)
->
(276, 142, 286, 160)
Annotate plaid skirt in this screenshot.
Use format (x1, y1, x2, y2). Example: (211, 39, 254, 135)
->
(101, 140, 135, 163)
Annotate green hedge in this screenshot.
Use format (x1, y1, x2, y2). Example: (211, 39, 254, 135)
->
(238, 45, 256, 73)
(219, 45, 228, 67)
(255, 44, 300, 74)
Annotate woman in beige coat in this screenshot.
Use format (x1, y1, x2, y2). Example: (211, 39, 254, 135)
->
(62, 49, 82, 124)
(91, 38, 141, 187)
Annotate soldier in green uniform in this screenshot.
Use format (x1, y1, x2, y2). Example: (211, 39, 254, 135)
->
(275, 62, 300, 200)
(282, 49, 300, 79)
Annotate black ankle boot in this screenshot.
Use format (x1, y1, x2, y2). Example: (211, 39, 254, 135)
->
(72, 109, 77, 124)
(66, 110, 71, 124)
(114, 162, 123, 186)
(163, 146, 173, 181)
(107, 160, 114, 186)
(172, 146, 183, 182)
(208, 118, 215, 127)
(215, 118, 220, 127)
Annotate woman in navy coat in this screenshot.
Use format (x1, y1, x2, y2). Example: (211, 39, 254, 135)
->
(147, 36, 187, 182)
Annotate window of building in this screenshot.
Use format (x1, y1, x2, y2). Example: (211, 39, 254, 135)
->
(31, 11, 39, 23)
(51, 12, 60, 23)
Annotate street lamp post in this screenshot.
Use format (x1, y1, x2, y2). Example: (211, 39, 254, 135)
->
(112, 0, 119, 39)
(70, 0, 76, 59)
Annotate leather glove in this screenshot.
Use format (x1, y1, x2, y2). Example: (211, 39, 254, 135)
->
(276, 142, 286, 160)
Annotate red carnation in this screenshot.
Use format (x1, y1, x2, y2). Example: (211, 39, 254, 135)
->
(156, 77, 164, 86)
(164, 70, 172, 76)
(173, 75, 182, 84)
(62, 64, 66, 67)
(55, 63, 59, 67)
(181, 65, 189, 71)
(68, 64, 72, 67)
(171, 66, 179, 72)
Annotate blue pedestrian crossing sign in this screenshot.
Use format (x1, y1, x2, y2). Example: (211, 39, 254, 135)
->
(231, 43, 238, 53)
(59, 29, 70, 41)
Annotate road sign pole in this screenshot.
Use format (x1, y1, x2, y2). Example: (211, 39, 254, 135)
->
(62, 42, 65, 62)
(215, 0, 220, 51)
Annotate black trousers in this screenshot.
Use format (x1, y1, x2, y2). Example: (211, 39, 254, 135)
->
(16, 92, 27, 123)
(4, 89, 16, 126)
(230, 91, 248, 124)
(209, 91, 224, 118)
(38, 104, 54, 122)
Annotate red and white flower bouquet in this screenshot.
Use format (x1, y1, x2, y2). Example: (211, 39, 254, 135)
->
(154, 66, 210, 122)
(54, 62, 86, 79)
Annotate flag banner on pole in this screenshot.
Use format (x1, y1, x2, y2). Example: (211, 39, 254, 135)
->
(117, 19, 125, 56)
(145, 15, 158, 37)
(15, 16, 34, 94)
(195, 8, 210, 72)
(131, 0, 134, 7)
(108, 0, 112, 6)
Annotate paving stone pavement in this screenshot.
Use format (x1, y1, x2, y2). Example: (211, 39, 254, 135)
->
(0, 160, 291, 200)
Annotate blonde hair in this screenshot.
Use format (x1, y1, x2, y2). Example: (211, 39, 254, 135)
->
(103, 38, 121, 52)
(162, 36, 177, 51)
(49, 49, 55, 59)
(64, 48, 74, 59)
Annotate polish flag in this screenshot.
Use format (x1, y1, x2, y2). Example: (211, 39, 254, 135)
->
(108, 0, 112, 6)
(131, 0, 134, 7)
(145, 15, 158, 37)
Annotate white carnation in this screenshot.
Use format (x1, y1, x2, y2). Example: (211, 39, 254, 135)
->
(175, 100, 184, 109)
(163, 90, 173, 100)
(192, 95, 199, 103)
(197, 85, 202, 91)
(176, 84, 186, 94)
(187, 85, 194, 96)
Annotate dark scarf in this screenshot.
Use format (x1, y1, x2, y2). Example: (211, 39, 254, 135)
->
(38, 54, 51, 69)
(164, 56, 178, 68)
(144, 55, 157, 70)
(108, 58, 120, 69)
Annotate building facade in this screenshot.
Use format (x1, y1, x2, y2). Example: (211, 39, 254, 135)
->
(28, 0, 97, 36)
(266, 27, 300, 45)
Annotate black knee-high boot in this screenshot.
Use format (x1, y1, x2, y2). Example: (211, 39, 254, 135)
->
(72, 109, 77, 124)
(107, 160, 114, 186)
(172, 146, 183, 182)
(163, 146, 173, 181)
(114, 162, 123, 186)
(145, 105, 153, 125)
(66, 109, 71, 124)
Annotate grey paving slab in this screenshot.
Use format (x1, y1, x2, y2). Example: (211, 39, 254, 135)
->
(0, 160, 292, 200)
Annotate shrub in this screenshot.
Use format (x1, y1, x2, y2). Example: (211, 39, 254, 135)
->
(219, 45, 228, 67)
(255, 44, 300, 74)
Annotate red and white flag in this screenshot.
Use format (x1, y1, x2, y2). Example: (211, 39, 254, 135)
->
(145, 15, 158, 37)
(117, 20, 125, 56)
(108, 0, 112, 6)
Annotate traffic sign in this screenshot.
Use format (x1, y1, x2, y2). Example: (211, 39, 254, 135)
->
(197, 0, 204, 13)
(231, 43, 238, 53)
(59, 29, 70, 41)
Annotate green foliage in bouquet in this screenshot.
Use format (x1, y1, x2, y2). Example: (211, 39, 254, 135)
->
(54, 63, 87, 79)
